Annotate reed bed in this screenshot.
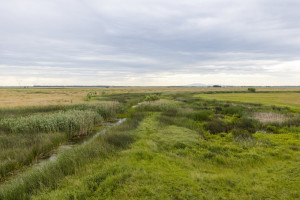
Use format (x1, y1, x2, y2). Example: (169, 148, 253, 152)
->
(0, 112, 145, 200)
(0, 110, 102, 135)
(0, 102, 121, 180)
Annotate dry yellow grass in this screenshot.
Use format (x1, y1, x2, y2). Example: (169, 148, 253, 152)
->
(1, 87, 300, 107)
(252, 112, 289, 124)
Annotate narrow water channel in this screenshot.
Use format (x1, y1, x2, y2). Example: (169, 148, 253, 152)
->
(36, 118, 126, 166)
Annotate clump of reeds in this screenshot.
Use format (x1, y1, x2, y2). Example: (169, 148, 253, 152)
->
(69, 101, 121, 120)
(0, 110, 102, 135)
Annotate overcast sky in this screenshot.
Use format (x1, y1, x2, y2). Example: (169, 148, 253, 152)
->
(1, 0, 300, 86)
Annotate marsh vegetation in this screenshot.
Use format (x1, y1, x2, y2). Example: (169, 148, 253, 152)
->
(0, 88, 299, 199)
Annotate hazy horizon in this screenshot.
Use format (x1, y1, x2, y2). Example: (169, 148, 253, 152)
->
(1, 0, 300, 86)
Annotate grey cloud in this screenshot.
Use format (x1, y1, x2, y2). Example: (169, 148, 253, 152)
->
(0, 0, 300, 86)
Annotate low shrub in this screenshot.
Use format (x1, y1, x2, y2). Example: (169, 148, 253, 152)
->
(232, 118, 257, 133)
(266, 125, 279, 133)
(205, 119, 228, 134)
(248, 88, 256, 93)
(188, 110, 213, 121)
(222, 105, 245, 117)
(144, 94, 160, 102)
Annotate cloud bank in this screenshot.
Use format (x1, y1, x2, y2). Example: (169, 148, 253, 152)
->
(1, 0, 300, 86)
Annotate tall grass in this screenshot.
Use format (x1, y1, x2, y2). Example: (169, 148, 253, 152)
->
(0, 105, 67, 119)
(0, 102, 122, 180)
(69, 102, 122, 120)
(0, 133, 66, 180)
(0, 101, 121, 120)
(0, 110, 102, 135)
(0, 112, 145, 200)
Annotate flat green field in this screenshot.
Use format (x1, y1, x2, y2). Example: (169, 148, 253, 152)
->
(195, 92, 300, 110)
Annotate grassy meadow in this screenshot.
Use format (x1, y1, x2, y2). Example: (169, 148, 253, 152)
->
(0, 87, 299, 199)
(195, 92, 300, 111)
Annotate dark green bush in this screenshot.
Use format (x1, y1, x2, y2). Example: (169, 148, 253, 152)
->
(266, 125, 279, 133)
(215, 106, 223, 113)
(144, 94, 160, 102)
(232, 118, 257, 133)
(248, 88, 256, 93)
(205, 119, 228, 134)
(222, 105, 245, 116)
(189, 110, 213, 121)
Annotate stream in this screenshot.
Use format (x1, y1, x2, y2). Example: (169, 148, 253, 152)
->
(35, 118, 126, 166)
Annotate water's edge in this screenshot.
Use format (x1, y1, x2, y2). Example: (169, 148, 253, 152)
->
(35, 118, 127, 166)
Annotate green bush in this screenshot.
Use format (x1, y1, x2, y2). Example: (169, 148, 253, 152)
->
(189, 110, 213, 121)
(222, 105, 245, 117)
(205, 119, 228, 134)
(266, 125, 278, 133)
(232, 118, 257, 133)
(144, 94, 160, 102)
(248, 88, 256, 93)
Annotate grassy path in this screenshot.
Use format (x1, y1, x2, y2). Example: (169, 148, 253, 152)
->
(33, 113, 300, 200)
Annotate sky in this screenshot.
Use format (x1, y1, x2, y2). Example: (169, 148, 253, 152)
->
(1, 0, 300, 86)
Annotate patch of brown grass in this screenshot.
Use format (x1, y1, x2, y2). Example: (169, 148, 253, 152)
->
(252, 112, 289, 124)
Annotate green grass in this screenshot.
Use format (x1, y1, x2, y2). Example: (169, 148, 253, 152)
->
(195, 92, 300, 111)
(0, 110, 102, 135)
(0, 111, 145, 200)
(31, 112, 299, 199)
(1, 93, 299, 199)
(0, 102, 121, 181)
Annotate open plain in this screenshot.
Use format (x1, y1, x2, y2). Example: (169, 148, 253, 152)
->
(0, 87, 299, 199)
